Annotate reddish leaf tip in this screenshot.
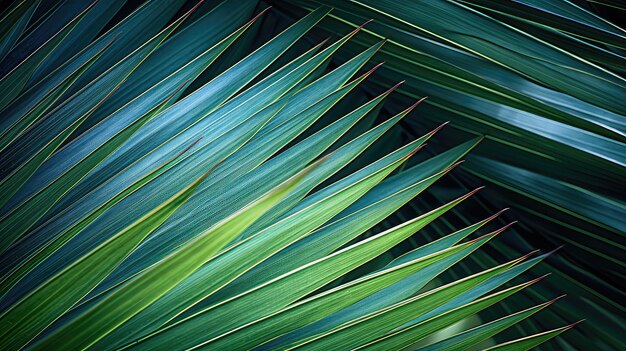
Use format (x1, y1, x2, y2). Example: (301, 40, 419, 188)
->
(359, 19, 374, 28)
(472, 185, 486, 193)
(369, 62, 385, 72)
(449, 160, 465, 168)
(409, 143, 426, 156)
(491, 208, 510, 219)
(429, 121, 449, 135)
(254, 7, 272, 18)
(499, 221, 517, 231)
(384, 81, 404, 94)
(569, 320, 586, 328)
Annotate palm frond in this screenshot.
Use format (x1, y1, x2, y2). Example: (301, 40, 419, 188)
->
(0, 0, 621, 350)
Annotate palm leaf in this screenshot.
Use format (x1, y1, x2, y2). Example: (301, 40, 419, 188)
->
(0, 1, 617, 350)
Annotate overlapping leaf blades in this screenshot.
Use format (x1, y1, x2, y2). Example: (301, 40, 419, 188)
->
(0, 1, 579, 350)
(270, 0, 624, 349)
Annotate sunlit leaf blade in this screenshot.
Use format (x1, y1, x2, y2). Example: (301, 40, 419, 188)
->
(136, 229, 490, 351)
(482, 322, 583, 351)
(257, 210, 505, 351)
(82, 73, 384, 351)
(192, 135, 473, 317)
(415, 299, 560, 351)
(0, 91, 195, 299)
(132, 185, 477, 350)
(0, 8, 266, 296)
(82, 63, 384, 305)
(354, 277, 546, 350)
(29, 159, 316, 351)
(287, 255, 530, 351)
(93, 116, 420, 349)
(0, 158, 207, 350)
(75, 77, 400, 314)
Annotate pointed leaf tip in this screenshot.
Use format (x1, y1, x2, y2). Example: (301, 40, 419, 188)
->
(359, 19, 374, 28)
(470, 222, 513, 243)
(250, 7, 272, 21)
(428, 121, 449, 136)
(544, 245, 565, 257)
(470, 186, 486, 195)
(408, 143, 426, 156)
(469, 230, 499, 244)
(403, 100, 424, 114)
(366, 62, 384, 74)
(445, 160, 465, 172)
(529, 273, 551, 284)
(382, 81, 404, 95)
(517, 249, 541, 262)
(496, 207, 510, 216)
(495, 221, 517, 233)
(407, 97, 428, 111)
